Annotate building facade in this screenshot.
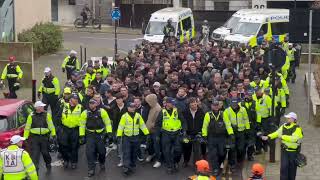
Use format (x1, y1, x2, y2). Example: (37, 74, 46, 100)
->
(0, 0, 51, 42)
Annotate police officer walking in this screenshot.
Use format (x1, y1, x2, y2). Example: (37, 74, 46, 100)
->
(262, 112, 303, 180)
(23, 101, 56, 172)
(80, 99, 112, 177)
(223, 98, 250, 172)
(38, 67, 60, 122)
(0, 56, 23, 98)
(155, 97, 186, 174)
(61, 50, 80, 80)
(60, 94, 83, 169)
(202, 100, 234, 176)
(0, 135, 38, 180)
(117, 102, 149, 176)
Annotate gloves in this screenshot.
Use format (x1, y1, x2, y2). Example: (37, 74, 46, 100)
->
(280, 107, 286, 116)
(37, 92, 41, 99)
(79, 136, 86, 145)
(62, 68, 65, 73)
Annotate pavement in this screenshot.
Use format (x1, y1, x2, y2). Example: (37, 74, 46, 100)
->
(1, 31, 319, 179)
(242, 64, 320, 180)
(59, 24, 142, 35)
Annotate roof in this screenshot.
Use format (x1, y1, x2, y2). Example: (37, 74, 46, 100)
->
(150, 7, 192, 22)
(0, 99, 26, 117)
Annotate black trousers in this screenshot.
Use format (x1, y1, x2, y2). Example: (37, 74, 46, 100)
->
(60, 126, 79, 163)
(66, 68, 75, 80)
(280, 149, 298, 180)
(29, 134, 51, 171)
(42, 93, 59, 124)
(182, 135, 206, 164)
(7, 78, 17, 98)
(207, 136, 226, 170)
(123, 136, 139, 169)
(161, 131, 182, 169)
(289, 61, 296, 82)
(229, 131, 246, 167)
(256, 117, 271, 151)
(86, 132, 106, 170)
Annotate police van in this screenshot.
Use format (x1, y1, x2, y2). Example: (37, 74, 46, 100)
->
(143, 7, 195, 43)
(211, 9, 261, 41)
(223, 9, 289, 46)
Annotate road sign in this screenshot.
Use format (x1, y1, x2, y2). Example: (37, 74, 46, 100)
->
(111, 8, 121, 20)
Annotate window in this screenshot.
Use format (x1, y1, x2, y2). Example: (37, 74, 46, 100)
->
(214, 2, 229, 11)
(69, 0, 76, 5)
(177, 22, 182, 35)
(258, 24, 268, 36)
(16, 103, 34, 127)
(0, 116, 8, 132)
(271, 22, 289, 35)
(182, 17, 192, 31)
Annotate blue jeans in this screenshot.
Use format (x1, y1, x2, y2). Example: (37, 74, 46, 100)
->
(147, 133, 161, 161)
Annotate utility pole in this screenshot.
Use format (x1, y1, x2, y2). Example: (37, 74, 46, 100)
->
(308, 10, 313, 122)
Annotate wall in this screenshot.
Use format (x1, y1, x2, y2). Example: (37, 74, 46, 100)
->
(0, 42, 33, 88)
(14, 0, 51, 36)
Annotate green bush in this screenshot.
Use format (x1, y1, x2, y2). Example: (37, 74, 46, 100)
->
(18, 23, 63, 55)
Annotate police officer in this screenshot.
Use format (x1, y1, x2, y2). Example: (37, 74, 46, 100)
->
(80, 99, 112, 177)
(253, 88, 272, 154)
(117, 102, 149, 175)
(0, 135, 38, 180)
(60, 94, 83, 169)
(262, 112, 303, 180)
(61, 50, 80, 80)
(223, 98, 250, 172)
(287, 43, 296, 83)
(0, 56, 23, 99)
(202, 100, 234, 176)
(163, 19, 175, 38)
(241, 90, 257, 161)
(38, 67, 60, 122)
(274, 77, 287, 126)
(23, 101, 56, 172)
(155, 97, 186, 174)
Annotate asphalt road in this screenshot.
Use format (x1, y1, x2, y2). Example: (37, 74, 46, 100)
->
(63, 31, 143, 57)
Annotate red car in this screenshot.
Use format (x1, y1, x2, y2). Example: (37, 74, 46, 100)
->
(0, 99, 34, 148)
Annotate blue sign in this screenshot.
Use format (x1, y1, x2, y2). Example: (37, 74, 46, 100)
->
(111, 8, 121, 20)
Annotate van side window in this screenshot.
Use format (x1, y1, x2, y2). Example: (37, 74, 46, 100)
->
(178, 22, 182, 35)
(271, 22, 288, 35)
(182, 17, 192, 31)
(258, 24, 268, 36)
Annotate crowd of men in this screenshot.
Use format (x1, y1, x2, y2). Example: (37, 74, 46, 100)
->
(0, 24, 303, 180)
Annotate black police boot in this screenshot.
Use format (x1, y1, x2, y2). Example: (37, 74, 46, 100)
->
(122, 167, 131, 176)
(100, 164, 106, 171)
(63, 161, 69, 169)
(71, 163, 77, 169)
(88, 170, 95, 177)
(46, 164, 52, 172)
(248, 156, 254, 161)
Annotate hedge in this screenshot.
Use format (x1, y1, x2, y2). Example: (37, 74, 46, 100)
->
(18, 23, 63, 56)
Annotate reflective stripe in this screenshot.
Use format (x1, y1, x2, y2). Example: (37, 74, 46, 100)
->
(30, 128, 50, 135)
(6, 74, 18, 78)
(162, 108, 181, 132)
(42, 87, 56, 94)
(123, 113, 141, 136)
(25, 163, 34, 169)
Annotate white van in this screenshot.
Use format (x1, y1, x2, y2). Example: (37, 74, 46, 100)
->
(223, 9, 289, 46)
(143, 7, 195, 43)
(211, 9, 261, 41)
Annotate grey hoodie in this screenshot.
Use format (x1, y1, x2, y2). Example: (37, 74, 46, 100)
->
(145, 94, 161, 133)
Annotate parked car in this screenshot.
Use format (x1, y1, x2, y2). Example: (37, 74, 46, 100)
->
(0, 99, 34, 148)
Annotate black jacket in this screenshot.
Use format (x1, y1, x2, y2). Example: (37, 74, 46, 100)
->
(183, 108, 205, 136)
(111, 104, 127, 132)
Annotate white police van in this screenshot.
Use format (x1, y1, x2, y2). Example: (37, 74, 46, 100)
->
(143, 7, 195, 43)
(223, 9, 289, 46)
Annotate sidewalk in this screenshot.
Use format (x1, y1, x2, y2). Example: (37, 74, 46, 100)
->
(242, 64, 320, 180)
(58, 23, 142, 35)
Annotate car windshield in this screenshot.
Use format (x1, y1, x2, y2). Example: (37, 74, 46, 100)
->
(223, 16, 241, 30)
(0, 116, 8, 133)
(231, 22, 260, 36)
(145, 21, 177, 35)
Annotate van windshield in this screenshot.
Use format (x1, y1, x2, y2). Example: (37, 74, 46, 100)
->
(232, 22, 260, 36)
(145, 21, 177, 35)
(223, 16, 240, 30)
(0, 116, 8, 133)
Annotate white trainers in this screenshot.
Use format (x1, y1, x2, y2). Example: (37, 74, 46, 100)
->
(153, 161, 161, 168)
(117, 162, 123, 167)
(145, 154, 155, 162)
(137, 156, 144, 162)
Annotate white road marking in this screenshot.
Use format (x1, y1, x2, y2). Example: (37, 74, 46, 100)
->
(80, 36, 143, 41)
